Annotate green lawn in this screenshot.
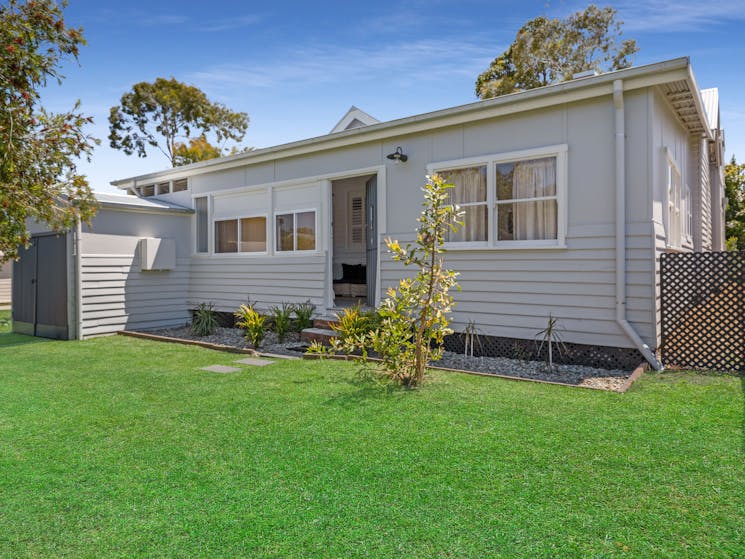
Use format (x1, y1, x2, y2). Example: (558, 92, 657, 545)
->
(0, 314, 743, 558)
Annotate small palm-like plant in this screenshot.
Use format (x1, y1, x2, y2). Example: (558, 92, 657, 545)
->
(293, 300, 316, 331)
(535, 314, 567, 372)
(191, 302, 218, 337)
(270, 303, 294, 343)
(235, 304, 266, 349)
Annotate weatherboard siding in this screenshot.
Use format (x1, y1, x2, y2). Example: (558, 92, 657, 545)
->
(79, 211, 192, 337)
(79, 253, 191, 337)
(0, 279, 10, 304)
(380, 221, 655, 349)
(188, 255, 327, 312)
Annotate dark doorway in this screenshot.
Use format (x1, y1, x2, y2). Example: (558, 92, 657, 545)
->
(12, 233, 69, 340)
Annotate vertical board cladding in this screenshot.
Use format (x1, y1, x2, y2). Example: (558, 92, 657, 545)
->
(698, 137, 712, 250)
(79, 209, 192, 337)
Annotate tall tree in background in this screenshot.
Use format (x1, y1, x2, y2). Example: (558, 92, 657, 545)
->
(0, 0, 98, 263)
(173, 135, 252, 166)
(724, 156, 745, 250)
(475, 5, 638, 99)
(108, 78, 249, 167)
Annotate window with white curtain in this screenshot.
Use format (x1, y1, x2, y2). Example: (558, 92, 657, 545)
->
(439, 166, 488, 242)
(430, 145, 566, 248)
(496, 157, 557, 241)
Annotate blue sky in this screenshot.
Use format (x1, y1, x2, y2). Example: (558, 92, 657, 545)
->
(44, 0, 745, 192)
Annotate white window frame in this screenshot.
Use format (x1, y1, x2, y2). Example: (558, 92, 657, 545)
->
(194, 196, 210, 254)
(427, 144, 568, 250)
(684, 183, 693, 244)
(213, 213, 269, 255)
(238, 213, 269, 254)
(274, 209, 318, 253)
(214, 217, 240, 254)
(664, 148, 683, 249)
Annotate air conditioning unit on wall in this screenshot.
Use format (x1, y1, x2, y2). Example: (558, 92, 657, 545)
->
(139, 238, 176, 271)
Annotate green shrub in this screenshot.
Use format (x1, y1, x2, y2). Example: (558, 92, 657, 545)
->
(191, 303, 218, 337)
(293, 300, 316, 331)
(331, 303, 377, 342)
(328, 175, 461, 387)
(235, 304, 266, 349)
(270, 303, 294, 343)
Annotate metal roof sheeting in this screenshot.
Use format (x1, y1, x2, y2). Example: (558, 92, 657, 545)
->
(95, 192, 193, 213)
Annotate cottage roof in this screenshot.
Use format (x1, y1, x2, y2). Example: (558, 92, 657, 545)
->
(111, 57, 713, 189)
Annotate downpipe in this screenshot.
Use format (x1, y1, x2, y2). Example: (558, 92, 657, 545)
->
(75, 218, 83, 340)
(613, 79, 664, 371)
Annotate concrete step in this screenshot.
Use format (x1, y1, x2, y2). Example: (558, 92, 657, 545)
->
(300, 327, 338, 345)
(313, 317, 339, 330)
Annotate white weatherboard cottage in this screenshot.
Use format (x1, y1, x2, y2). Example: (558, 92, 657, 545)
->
(16, 58, 726, 370)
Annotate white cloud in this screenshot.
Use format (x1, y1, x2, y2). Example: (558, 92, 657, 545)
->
(198, 15, 262, 32)
(188, 39, 496, 92)
(613, 1, 745, 33)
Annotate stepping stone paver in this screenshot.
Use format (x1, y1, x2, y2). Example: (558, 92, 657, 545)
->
(201, 365, 241, 374)
(234, 357, 274, 366)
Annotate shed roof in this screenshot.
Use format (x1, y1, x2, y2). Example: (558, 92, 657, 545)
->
(95, 192, 193, 214)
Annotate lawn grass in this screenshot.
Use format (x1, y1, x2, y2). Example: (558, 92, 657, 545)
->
(0, 325, 743, 558)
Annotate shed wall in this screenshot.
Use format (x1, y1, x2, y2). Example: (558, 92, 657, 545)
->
(0, 261, 10, 304)
(79, 210, 191, 337)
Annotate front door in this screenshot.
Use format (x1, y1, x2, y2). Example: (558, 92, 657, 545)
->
(365, 176, 377, 306)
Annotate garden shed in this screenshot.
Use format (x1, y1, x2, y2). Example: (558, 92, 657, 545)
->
(12, 194, 193, 339)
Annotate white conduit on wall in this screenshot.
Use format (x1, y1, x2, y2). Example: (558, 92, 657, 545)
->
(613, 79, 664, 371)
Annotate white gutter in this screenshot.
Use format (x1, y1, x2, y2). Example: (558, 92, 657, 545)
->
(111, 58, 695, 188)
(613, 79, 664, 371)
(74, 218, 83, 341)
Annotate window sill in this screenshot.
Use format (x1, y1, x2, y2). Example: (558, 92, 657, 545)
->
(192, 251, 323, 258)
(443, 242, 567, 252)
(664, 244, 689, 253)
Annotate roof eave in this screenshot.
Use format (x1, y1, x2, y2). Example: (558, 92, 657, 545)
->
(112, 57, 703, 188)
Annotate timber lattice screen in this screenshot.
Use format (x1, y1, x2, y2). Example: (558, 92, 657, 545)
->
(660, 251, 745, 371)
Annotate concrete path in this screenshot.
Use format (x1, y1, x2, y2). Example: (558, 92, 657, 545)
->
(201, 356, 274, 374)
(234, 357, 274, 366)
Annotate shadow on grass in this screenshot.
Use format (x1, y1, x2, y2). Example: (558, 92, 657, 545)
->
(0, 332, 49, 348)
(323, 374, 412, 408)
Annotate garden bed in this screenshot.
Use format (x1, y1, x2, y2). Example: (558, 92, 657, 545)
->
(136, 325, 640, 392)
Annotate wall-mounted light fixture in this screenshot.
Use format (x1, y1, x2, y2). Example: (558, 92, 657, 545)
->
(386, 146, 408, 162)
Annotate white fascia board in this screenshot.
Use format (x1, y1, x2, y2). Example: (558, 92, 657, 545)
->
(111, 58, 696, 189)
(98, 202, 194, 215)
